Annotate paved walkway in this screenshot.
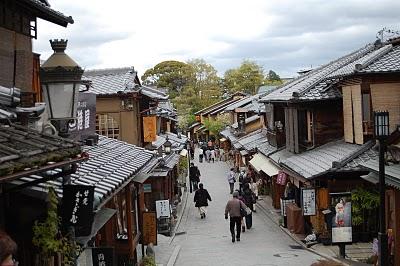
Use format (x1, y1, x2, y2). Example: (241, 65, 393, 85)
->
(172, 153, 322, 266)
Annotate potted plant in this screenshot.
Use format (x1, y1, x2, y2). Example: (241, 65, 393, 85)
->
(351, 187, 379, 243)
(32, 187, 80, 266)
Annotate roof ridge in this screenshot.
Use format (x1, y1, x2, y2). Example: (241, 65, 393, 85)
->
(355, 44, 393, 71)
(84, 67, 135, 76)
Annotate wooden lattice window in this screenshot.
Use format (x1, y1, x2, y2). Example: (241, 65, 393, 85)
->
(96, 114, 120, 139)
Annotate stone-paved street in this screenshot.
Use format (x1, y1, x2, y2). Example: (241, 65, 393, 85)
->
(172, 152, 322, 266)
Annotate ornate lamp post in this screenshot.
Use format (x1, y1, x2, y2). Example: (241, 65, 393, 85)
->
(40, 39, 83, 137)
(164, 136, 172, 154)
(374, 110, 389, 266)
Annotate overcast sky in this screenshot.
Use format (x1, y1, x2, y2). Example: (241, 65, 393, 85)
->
(33, 0, 400, 78)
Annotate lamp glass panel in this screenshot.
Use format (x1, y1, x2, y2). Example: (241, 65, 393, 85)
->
(43, 83, 78, 119)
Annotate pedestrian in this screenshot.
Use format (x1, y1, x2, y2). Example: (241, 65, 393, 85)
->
(227, 168, 236, 194)
(189, 163, 201, 191)
(194, 183, 212, 219)
(242, 183, 256, 229)
(0, 230, 17, 266)
(198, 147, 203, 163)
(225, 191, 247, 242)
(210, 149, 215, 163)
(205, 149, 211, 163)
(250, 177, 258, 212)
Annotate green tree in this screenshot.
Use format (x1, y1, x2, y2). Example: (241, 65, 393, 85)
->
(267, 70, 281, 81)
(141, 61, 195, 98)
(203, 114, 230, 136)
(223, 60, 264, 95)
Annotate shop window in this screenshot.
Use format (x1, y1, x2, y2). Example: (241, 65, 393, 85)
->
(96, 113, 120, 139)
(362, 92, 373, 136)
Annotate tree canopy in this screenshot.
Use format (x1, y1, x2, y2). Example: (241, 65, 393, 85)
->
(223, 60, 264, 95)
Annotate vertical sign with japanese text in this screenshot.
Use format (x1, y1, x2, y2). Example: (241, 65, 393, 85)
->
(143, 115, 157, 142)
(62, 185, 95, 236)
(68, 92, 96, 141)
(142, 212, 157, 245)
(301, 188, 316, 216)
(237, 112, 246, 132)
(155, 200, 170, 218)
(92, 247, 114, 266)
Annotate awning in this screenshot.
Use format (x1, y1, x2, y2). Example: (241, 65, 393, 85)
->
(76, 208, 116, 246)
(240, 150, 249, 156)
(361, 171, 400, 189)
(180, 149, 188, 157)
(361, 173, 378, 185)
(219, 138, 227, 142)
(249, 153, 280, 176)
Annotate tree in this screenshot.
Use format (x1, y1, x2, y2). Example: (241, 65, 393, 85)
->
(203, 114, 230, 136)
(141, 61, 194, 98)
(267, 70, 281, 81)
(223, 60, 264, 95)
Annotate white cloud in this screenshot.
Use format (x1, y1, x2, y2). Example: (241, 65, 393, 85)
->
(34, 0, 400, 78)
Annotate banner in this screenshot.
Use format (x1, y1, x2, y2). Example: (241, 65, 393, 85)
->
(276, 171, 287, 185)
(62, 185, 95, 236)
(92, 247, 114, 266)
(330, 192, 352, 243)
(68, 92, 96, 141)
(301, 188, 316, 216)
(143, 115, 157, 142)
(237, 112, 246, 132)
(142, 212, 157, 245)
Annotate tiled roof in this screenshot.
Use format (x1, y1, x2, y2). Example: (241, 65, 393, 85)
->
(257, 142, 277, 157)
(224, 96, 253, 111)
(359, 45, 400, 74)
(194, 92, 247, 115)
(236, 129, 268, 152)
(280, 140, 363, 179)
(261, 44, 374, 102)
(83, 67, 139, 95)
(297, 79, 342, 101)
(204, 98, 242, 115)
(151, 132, 187, 151)
(11, 135, 155, 208)
(188, 122, 201, 130)
(360, 160, 400, 189)
(0, 123, 81, 180)
(83, 68, 168, 100)
(164, 153, 181, 169)
(24, 0, 74, 26)
(220, 128, 236, 142)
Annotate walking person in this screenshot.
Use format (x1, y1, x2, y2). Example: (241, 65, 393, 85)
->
(227, 168, 236, 194)
(225, 191, 247, 242)
(210, 148, 216, 163)
(242, 183, 256, 229)
(194, 183, 212, 219)
(205, 149, 211, 163)
(198, 147, 204, 163)
(189, 163, 201, 191)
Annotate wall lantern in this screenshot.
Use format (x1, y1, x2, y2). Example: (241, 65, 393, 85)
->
(374, 111, 389, 139)
(40, 39, 83, 137)
(164, 136, 172, 154)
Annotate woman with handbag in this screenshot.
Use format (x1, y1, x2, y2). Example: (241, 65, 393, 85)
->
(242, 183, 256, 229)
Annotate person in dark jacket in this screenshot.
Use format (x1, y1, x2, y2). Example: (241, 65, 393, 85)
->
(242, 183, 256, 229)
(194, 183, 212, 219)
(189, 163, 201, 191)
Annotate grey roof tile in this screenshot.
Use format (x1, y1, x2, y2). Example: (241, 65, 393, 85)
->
(359, 45, 400, 73)
(257, 142, 278, 157)
(27, 0, 74, 26)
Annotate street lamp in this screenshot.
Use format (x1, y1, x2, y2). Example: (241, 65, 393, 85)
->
(164, 137, 172, 154)
(40, 39, 83, 137)
(374, 110, 389, 266)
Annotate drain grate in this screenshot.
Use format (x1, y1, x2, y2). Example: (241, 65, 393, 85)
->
(289, 245, 303, 250)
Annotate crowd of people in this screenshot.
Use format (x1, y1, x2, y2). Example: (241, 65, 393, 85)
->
(188, 137, 260, 243)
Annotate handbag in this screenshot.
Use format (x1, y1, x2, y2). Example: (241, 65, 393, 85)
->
(239, 201, 252, 217)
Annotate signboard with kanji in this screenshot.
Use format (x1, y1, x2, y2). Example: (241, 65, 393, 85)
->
(143, 115, 157, 142)
(68, 92, 96, 141)
(280, 198, 295, 217)
(142, 212, 157, 245)
(301, 188, 316, 216)
(237, 112, 246, 132)
(155, 199, 170, 218)
(62, 185, 94, 236)
(92, 247, 114, 266)
(276, 171, 287, 185)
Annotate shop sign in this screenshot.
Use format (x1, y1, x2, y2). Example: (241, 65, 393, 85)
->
(280, 198, 295, 217)
(155, 199, 171, 218)
(301, 188, 316, 216)
(143, 115, 157, 142)
(92, 247, 114, 266)
(330, 192, 352, 243)
(142, 212, 157, 245)
(62, 185, 94, 236)
(276, 171, 287, 185)
(68, 92, 96, 141)
(143, 184, 152, 193)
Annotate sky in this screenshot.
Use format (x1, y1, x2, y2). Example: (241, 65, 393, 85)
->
(33, 0, 400, 79)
